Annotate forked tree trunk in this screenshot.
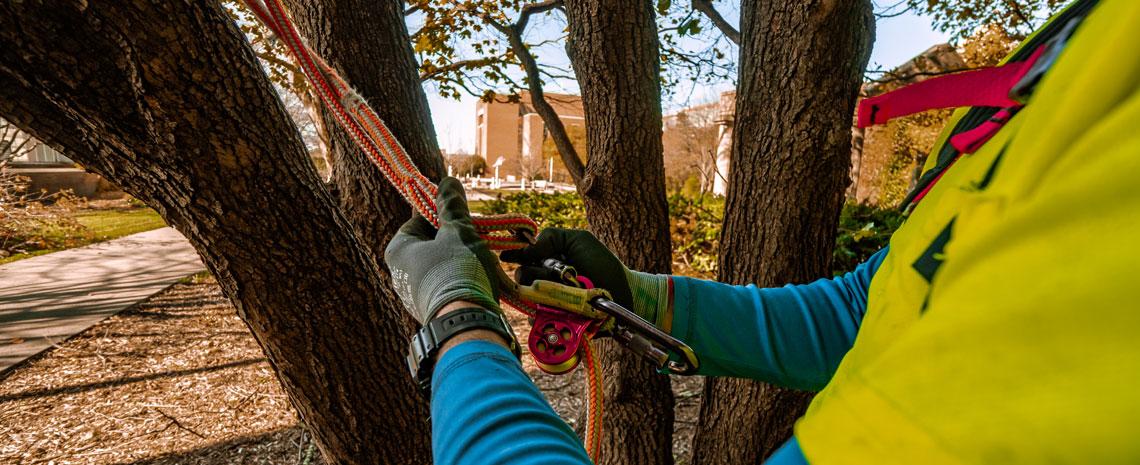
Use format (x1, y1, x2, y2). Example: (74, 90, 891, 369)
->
(690, 1, 874, 464)
(0, 2, 429, 464)
(563, 1, 676, 464)
(283, 0, 445, 267)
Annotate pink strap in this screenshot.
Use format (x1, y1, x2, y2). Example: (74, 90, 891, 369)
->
(857, 46, 1045, 129)
(948, 107, 1019, 153)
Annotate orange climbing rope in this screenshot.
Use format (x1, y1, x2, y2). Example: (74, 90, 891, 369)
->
(582, 342, 604, 462)
(239, 1, 604, 461)
(244, 0, 535, 249)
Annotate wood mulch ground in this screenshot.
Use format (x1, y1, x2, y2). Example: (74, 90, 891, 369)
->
(0, 275, 703, 464)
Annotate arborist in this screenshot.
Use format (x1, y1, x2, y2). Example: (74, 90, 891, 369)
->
(383, 0, 1140, 462)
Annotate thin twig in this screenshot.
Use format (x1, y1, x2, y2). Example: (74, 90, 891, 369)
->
(155, 408, 207, 439)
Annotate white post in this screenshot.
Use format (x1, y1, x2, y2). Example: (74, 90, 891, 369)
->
(447, 164, 453, 177)
(548, 158, 554, 184)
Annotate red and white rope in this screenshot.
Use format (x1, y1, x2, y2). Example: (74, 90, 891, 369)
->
(244, 0, 537, 250)
(239, 2, 603, 462)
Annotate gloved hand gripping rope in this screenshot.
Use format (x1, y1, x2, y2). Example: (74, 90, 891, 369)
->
(240, 2, 698, 461)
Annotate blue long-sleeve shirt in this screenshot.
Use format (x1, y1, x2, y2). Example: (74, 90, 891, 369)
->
(431, 249, 889, 464)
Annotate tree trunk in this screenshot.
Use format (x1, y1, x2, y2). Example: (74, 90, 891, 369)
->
(563, 1, 675, 464)
(0, 2, 430, 464)
(283, 0, 445, 268)
(690, 1, 874, 464)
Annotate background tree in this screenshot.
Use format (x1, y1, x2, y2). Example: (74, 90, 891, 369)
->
(446, 152, 489, 177)
(413, 0, 589, 184)
(902, 0, 1067, 41)
(689, 1, 875, 464)
(864, 0, 1047, 81)
(0, 119, 38, 162)
(662, 104, 721, 194)
(560, 1, 677, 463)
(655, 0, 738, 102)
(226, 2, 331, 173)
(0, 2, 433, 464)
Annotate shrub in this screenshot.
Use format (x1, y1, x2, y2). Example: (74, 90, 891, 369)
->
(476, 192, 904, 278)
(831, 202, 905, 275)
(0, 169, 87, 259)
(477, 192, 722, 277)
(479, 191, 588, 230)
(667, 194, 722, 278)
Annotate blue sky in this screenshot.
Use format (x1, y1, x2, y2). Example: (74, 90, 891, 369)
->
(427, 7, 950, 154)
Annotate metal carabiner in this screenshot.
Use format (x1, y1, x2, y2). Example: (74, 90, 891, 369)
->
(541, 259, 700, 375)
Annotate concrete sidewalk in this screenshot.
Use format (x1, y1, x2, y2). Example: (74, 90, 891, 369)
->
(0, 227, 205, 372)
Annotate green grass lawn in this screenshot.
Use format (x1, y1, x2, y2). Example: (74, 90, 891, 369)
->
(75, 208, 167, 241)
(0, 208, 166, 265)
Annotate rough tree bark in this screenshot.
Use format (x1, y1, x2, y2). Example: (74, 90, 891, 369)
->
(563, 1, 676, 464)
(0, 2, 430, 464)
(689, 1, 874, 464)
(283, 0, 445, 266)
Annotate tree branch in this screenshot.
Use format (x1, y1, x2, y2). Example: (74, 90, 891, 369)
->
(420, 57, 504, 82)
(691, 0, 739, 45)
(862, 66, 972, 91)
(873, 0, 912, 18)
(484, 7, 586, 185)
(517, 0, 564, 32)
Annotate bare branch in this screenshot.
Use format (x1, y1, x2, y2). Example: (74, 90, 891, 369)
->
(691, 0, 739, 45)
(873, 0, 912, 18)
(482, 4, 585, 185)
(517, 0, 564, 32)
(538, 68, 576, 81)
(863, 66, 972, 88)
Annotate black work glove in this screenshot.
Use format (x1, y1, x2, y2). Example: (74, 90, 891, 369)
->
(384, 177, 509, 323)
(500, 228, 670, 325)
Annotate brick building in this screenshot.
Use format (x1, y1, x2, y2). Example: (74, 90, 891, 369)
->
(474, 92, 584, 179)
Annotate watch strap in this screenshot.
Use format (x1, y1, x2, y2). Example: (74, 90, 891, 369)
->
(407, 307, 519, 395)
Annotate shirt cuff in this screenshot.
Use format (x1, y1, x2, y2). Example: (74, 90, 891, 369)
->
(670, 276, 695, 344)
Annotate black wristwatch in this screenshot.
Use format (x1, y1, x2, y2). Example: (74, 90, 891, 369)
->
(407, 307, 520, 396)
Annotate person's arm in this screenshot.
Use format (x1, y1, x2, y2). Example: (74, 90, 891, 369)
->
(668, 248, 888, 390)
(384, 180, 592, 465)
(432, 342, 592, 464)
(429, 301, 592, 465)
(500, 228, 889, 391)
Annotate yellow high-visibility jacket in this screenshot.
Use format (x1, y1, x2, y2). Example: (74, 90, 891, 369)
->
(796, 0, 1140, 463)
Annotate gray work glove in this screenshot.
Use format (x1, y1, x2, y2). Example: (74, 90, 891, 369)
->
(384, 177, 507, 323)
